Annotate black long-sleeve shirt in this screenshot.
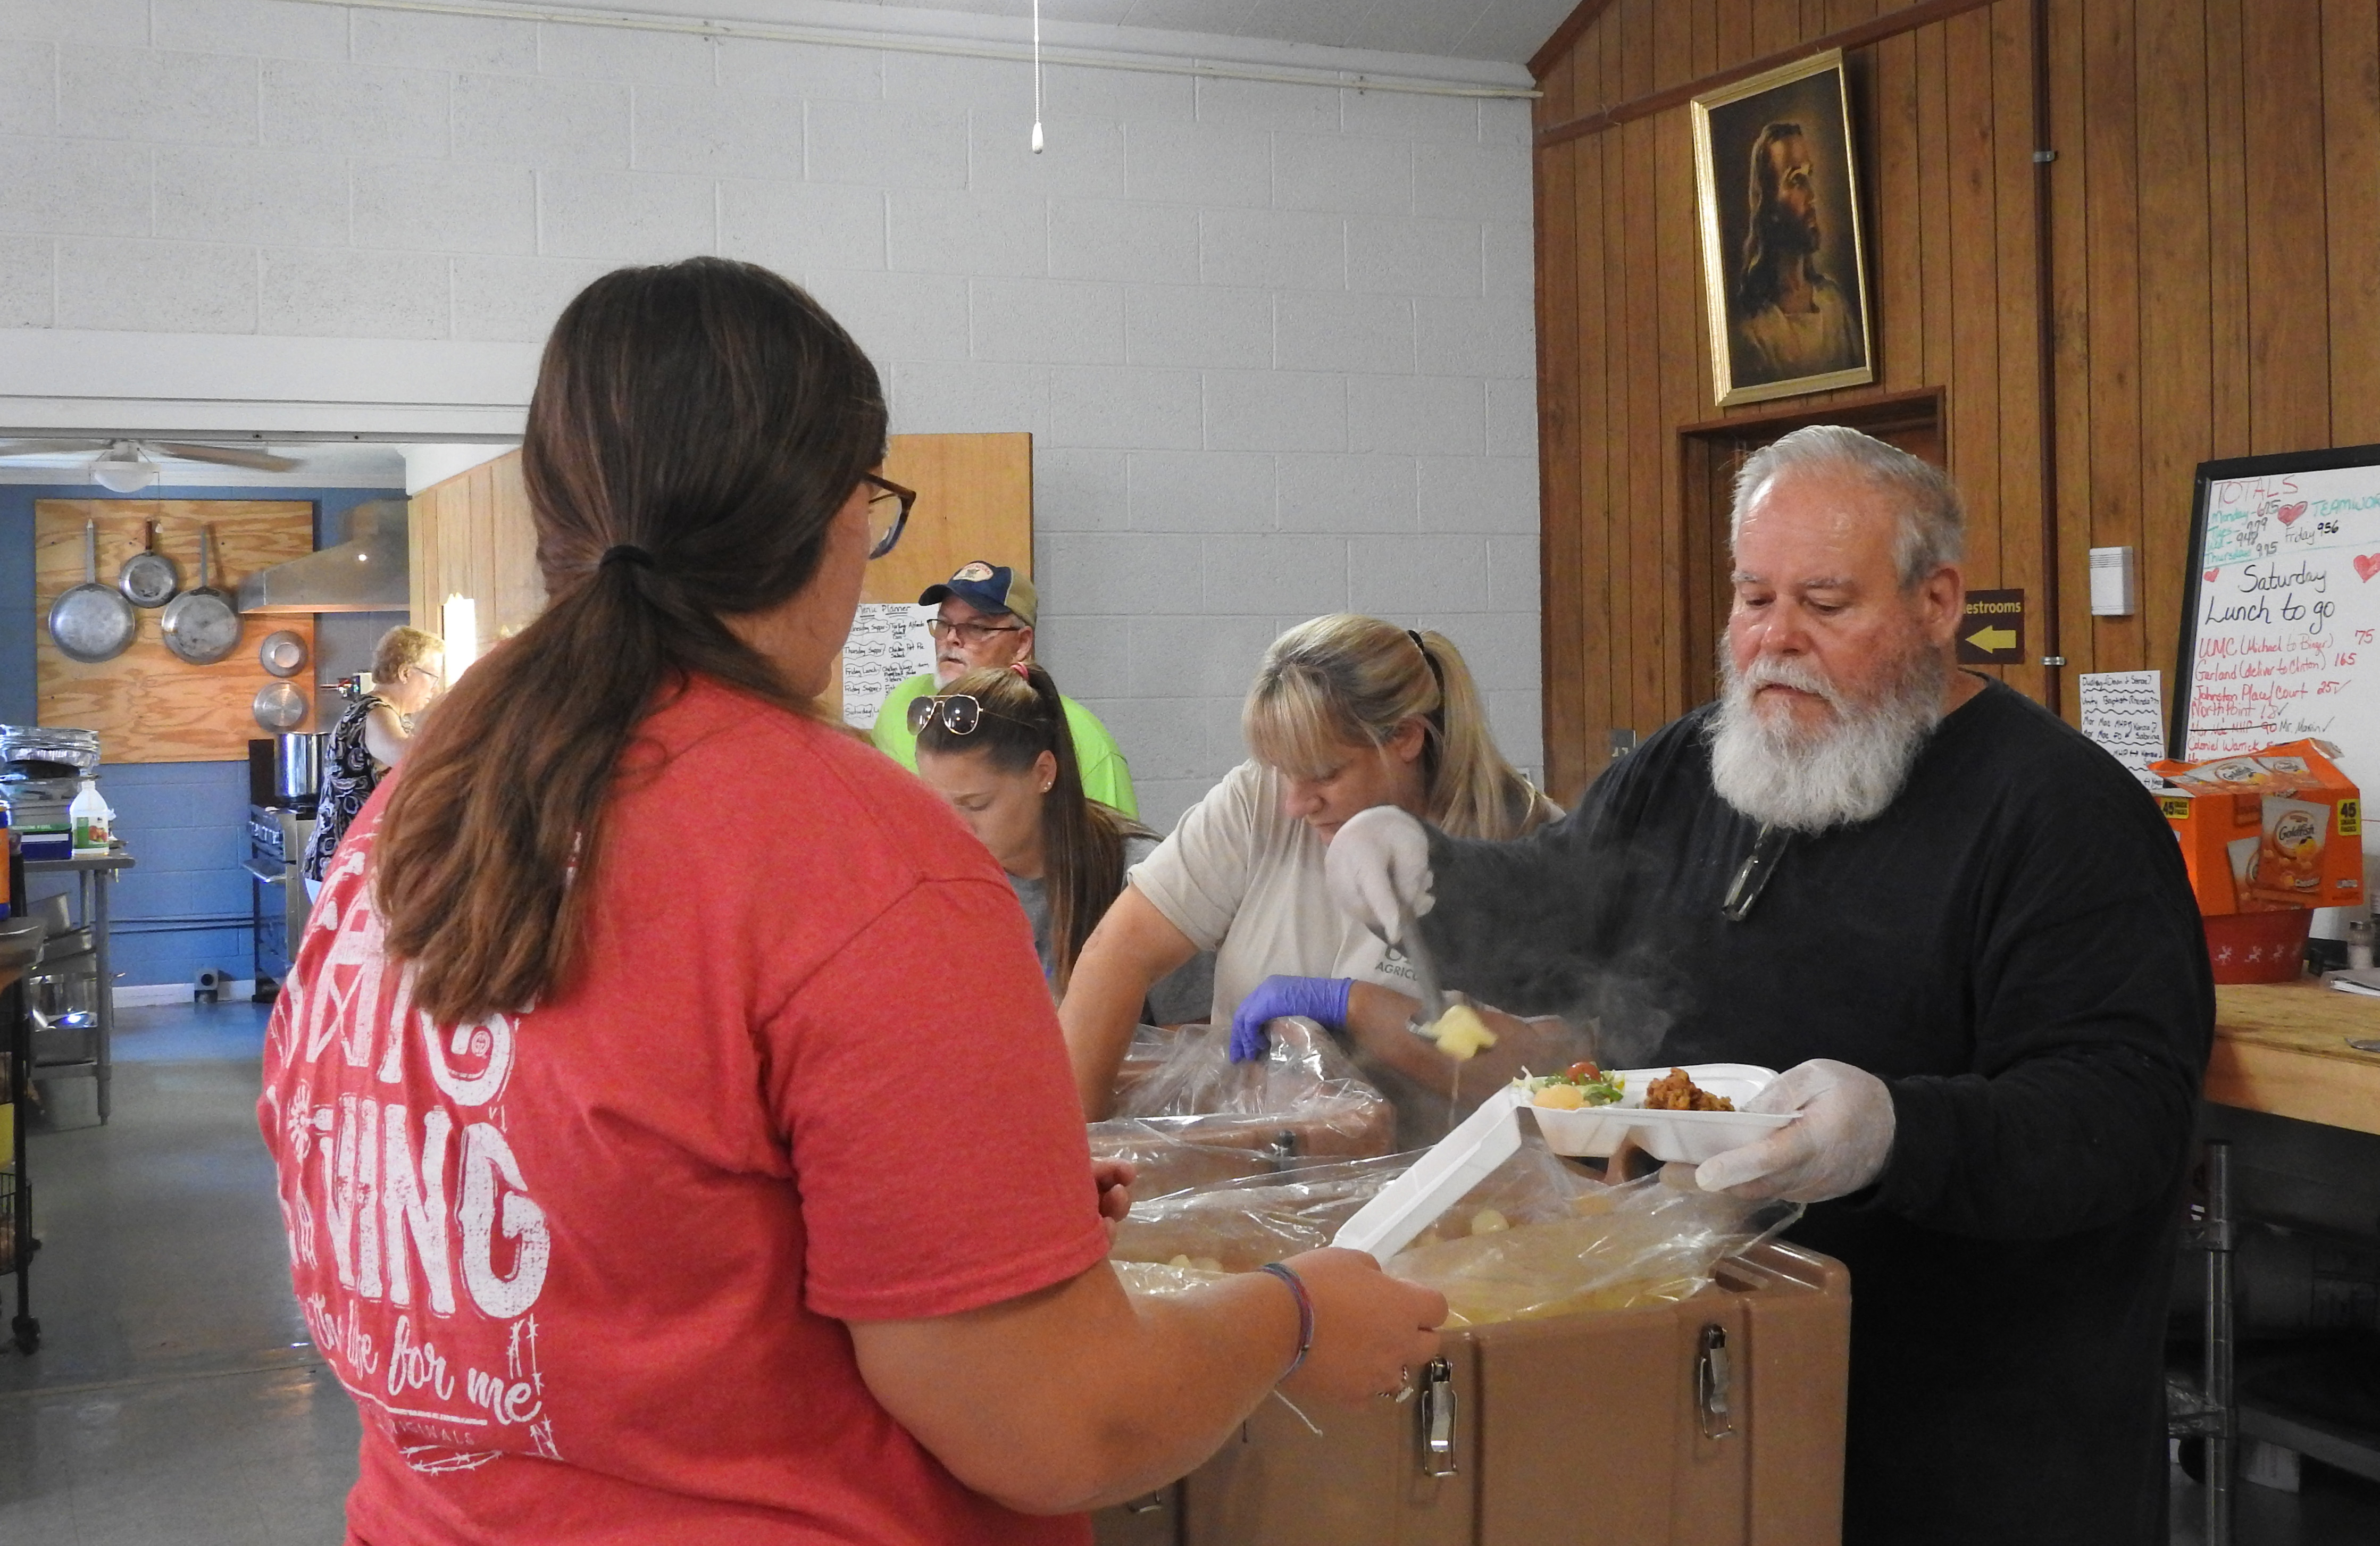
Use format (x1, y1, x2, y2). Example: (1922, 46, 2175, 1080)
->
(1421, 680, 2212, 1546)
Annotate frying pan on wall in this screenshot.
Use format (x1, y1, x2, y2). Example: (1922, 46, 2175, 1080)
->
(160, 525, 241, 665)
(258, 630, 307, 678)
(48, 521, 138, 663)
(118, 520, 179, 608)
(251, 680, 308, 731)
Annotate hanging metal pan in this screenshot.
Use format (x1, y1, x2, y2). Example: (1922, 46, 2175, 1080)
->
(251, 680, 308, 731)
(159, 524, 241, 665)
(48, 520, 138, 664)
(258, 629, 307, 678)
(117, 520, 180, 608)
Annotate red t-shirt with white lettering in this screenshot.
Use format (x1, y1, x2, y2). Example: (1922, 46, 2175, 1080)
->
(257, 675, 1109, 1544)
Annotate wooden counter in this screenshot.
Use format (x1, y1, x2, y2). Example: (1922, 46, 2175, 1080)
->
(2210, 979, 2380, 1136)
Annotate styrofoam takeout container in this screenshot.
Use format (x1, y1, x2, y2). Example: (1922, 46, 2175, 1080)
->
(1522, 1064, 1796, 1164)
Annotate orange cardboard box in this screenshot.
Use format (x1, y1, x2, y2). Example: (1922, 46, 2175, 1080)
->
(2149, 741, 2363, 916)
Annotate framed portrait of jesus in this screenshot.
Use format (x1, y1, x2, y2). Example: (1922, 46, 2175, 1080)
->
(1691, 49, 1876, 408)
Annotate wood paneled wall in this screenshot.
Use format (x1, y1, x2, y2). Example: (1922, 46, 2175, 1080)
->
(409, 451, 540, 645)
(1534, 0, 2380, 802)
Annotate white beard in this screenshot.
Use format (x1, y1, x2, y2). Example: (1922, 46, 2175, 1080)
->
(1706, 642, 1948, 833)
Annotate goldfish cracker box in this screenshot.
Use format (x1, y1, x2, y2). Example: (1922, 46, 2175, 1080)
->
(2149, 740, 2363, 916)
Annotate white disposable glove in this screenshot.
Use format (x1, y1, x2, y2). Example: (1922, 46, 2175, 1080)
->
(1693, 1059, 1897, 1204)
(1324, 805, 1434, 945)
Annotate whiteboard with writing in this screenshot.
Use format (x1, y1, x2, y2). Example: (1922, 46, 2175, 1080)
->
(2177, 446, 2380, 864)
(839, 602, 936, 730)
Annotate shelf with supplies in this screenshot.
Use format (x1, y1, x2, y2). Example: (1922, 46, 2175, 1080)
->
(2209, 979, 2380, 1135)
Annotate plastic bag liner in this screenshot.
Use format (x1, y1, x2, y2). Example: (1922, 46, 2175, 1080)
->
(1111, 1139, 1801, 1327)
(1088, 1019, 1397, 1201)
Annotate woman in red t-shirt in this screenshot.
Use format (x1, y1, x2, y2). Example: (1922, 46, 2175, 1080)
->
(257, 257, 1443, 1545)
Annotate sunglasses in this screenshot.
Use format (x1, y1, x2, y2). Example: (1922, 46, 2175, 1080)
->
(865, 474, 916, 561)
(906, 692, 1012, 737)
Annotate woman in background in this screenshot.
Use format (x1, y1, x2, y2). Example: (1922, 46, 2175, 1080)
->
(302, 622, 441, 900)
(914, 662, 1211, 1025)
(1059, 615, 1569, 1141)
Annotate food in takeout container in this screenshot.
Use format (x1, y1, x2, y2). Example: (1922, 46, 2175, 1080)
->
(1522, 1063, 1795, 1164)
(1519, 1059, 1625, 1110)
(1642, 1066, 1736, 1111)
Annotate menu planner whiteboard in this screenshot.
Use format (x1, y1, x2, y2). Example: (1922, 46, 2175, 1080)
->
(2176, 443, 2380, 875)
(839, 602, 936, 730)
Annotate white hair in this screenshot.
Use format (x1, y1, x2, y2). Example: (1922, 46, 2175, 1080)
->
(1706, 635, 1948, 832)
(1731, 424, 1965, 588)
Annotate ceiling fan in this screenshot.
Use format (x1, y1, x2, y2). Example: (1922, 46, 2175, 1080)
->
(0, 436, 303, 492)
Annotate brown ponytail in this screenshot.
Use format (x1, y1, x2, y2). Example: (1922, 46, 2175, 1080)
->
(371, 258, 888, 1022)
(917, 664, 1148, 992)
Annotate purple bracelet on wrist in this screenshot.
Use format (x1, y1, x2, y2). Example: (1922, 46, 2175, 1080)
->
(1258, 1261, 1315, 1382)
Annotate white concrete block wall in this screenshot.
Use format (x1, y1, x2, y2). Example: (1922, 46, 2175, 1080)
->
(0, 0, 1540, 829)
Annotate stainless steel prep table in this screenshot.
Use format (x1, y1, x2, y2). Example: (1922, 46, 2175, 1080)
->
(24, 849, 135, 1123)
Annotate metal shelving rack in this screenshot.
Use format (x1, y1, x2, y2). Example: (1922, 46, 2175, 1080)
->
(2, 963, 37, 1354)
(2168, 1138, 2236, 1546)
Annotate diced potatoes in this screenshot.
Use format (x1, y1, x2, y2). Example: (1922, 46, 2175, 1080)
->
(1429, 1002, 1498, 1062)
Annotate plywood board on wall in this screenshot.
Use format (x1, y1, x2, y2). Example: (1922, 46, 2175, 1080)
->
(403, 436, 1032, 722)
(35, 500, 318, 764)
(870, 432, 1035, 602)
(825, 432, 1034, 721)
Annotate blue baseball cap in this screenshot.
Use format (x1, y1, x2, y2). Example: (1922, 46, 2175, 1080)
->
(918, 561, 1037, 627)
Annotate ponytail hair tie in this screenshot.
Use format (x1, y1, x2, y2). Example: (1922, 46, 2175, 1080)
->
(600, 544, 655, 571)
(1407, 628, 1445, 690)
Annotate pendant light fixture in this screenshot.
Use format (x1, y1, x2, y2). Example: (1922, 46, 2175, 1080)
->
(1030, 0, 1044, 153)
(90, 440, 158, 493)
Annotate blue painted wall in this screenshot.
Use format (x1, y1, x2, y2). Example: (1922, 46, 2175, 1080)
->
(5, 484, 405, 985)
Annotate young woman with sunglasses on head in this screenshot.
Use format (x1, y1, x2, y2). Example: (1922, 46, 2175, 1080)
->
(913, 662, 1210, 1024)
(1058, 615, 1572, 1144)
(257, 258, 1442, 1545)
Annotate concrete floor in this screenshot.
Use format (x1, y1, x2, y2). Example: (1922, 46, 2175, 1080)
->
(0, 1000, 357, 1545)
(1, 999, 2376, 1544)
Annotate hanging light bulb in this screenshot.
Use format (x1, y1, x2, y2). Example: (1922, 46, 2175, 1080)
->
(90, 440, 157, 494)
(442, 594, 480, 679)
(1030, 0, 1045, 154)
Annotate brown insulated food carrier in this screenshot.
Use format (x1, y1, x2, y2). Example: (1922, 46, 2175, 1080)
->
(1093, 1240, 1850, 1546)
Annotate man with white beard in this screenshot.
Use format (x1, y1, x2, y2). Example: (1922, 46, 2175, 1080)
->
(1327, 424, 2211, 1546)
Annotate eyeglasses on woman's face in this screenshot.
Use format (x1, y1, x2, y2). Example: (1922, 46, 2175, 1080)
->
(905, 692, 1017, 737)
(925, 616, 1025, 647)
(864, 473, 916, 561)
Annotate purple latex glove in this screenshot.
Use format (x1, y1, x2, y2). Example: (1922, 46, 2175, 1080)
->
(1230, 975, 1354, 1062)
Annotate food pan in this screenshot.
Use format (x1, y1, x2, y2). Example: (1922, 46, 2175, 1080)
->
(1523, 1063, 1795, 1164)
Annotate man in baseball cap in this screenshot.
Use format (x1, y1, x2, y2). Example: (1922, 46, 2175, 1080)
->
(870, 559, 1138, 816)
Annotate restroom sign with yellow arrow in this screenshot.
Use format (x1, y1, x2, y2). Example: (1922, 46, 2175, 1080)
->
(1956, 589, 2026, 665)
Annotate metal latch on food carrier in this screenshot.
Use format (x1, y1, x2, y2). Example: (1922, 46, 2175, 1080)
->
(1419, 1358, 1458, 1476)
(1697, 1324, 1735, 1440)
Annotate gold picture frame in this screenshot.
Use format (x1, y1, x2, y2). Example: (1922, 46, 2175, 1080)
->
(1691, 49, 1875, 407)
